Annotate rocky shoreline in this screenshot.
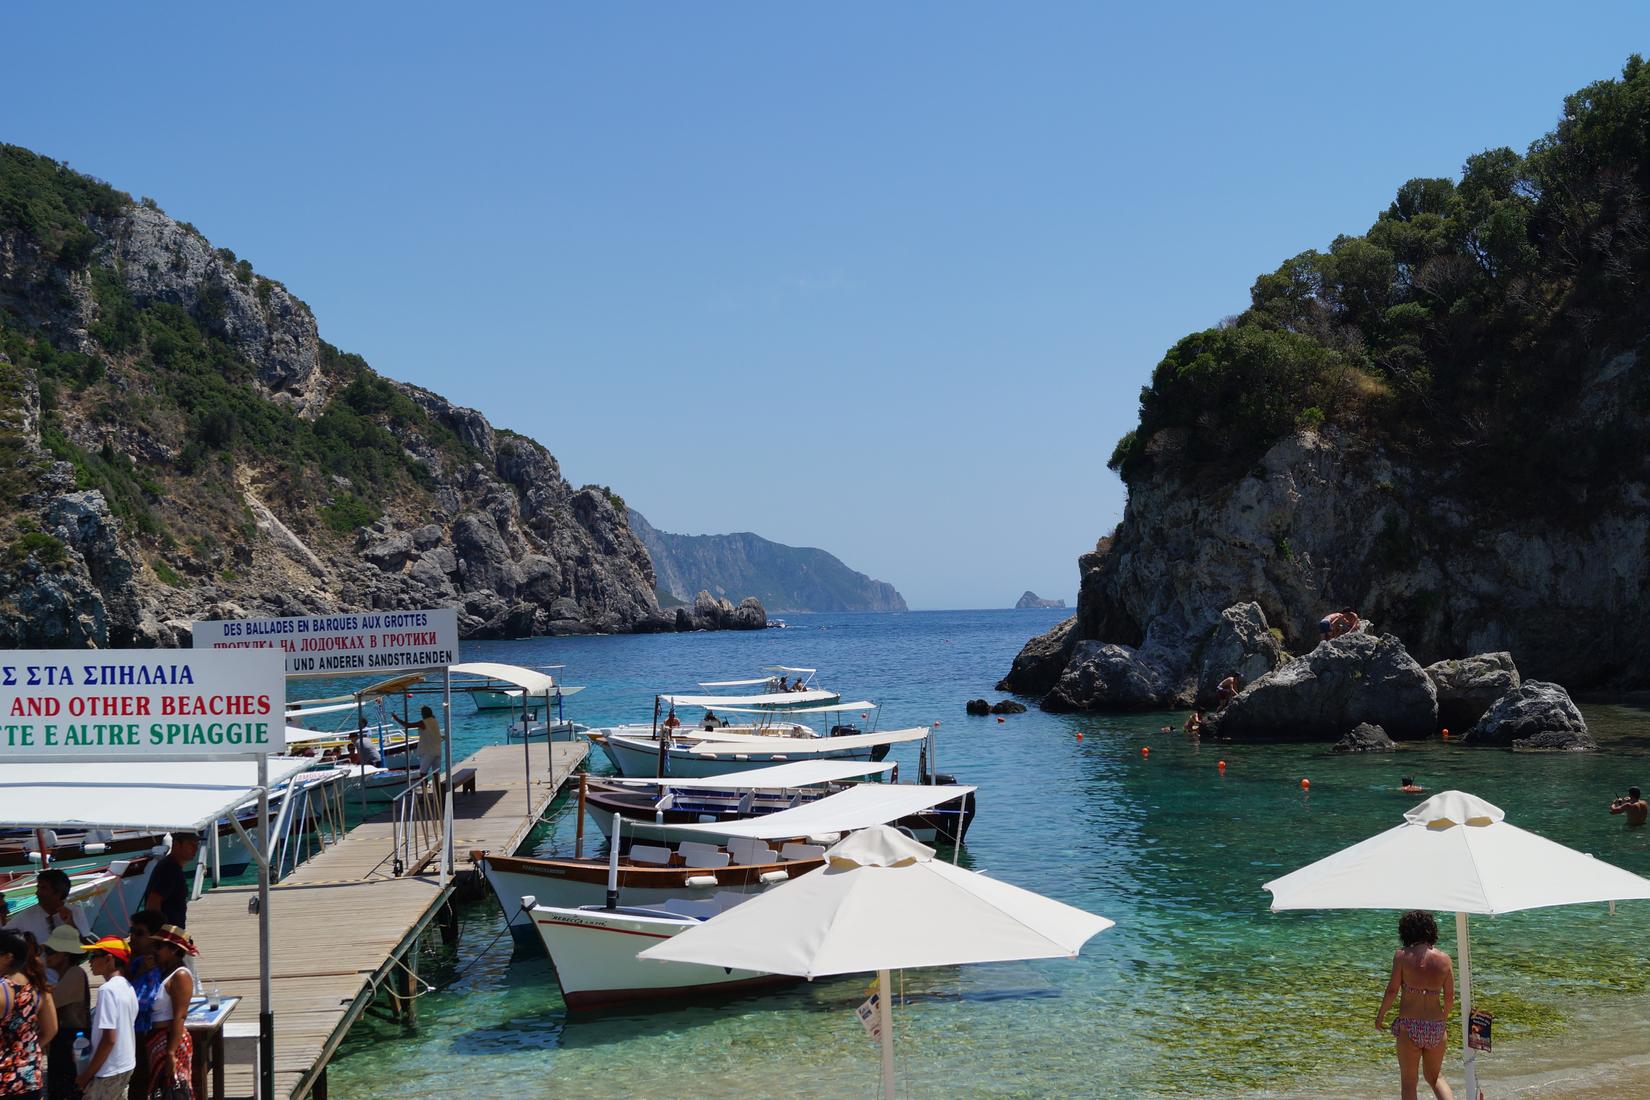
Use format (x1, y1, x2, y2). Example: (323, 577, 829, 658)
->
(1003, 599, 1594, 751)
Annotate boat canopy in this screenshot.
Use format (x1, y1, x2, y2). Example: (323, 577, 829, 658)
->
(450, 662, 559, 695)
(662, 689, 836, 709)
(686, 727, 930, 757)
(356, 671, 435, 700)
(766, 666, 816, 674)
(642, 781, 975, 842)
(713, 700, 877, 716)
(284, 700, 361, 719)
(0, 758, 316, 832)
(601, 759, 896, 790)
(697, 678, 773, 688)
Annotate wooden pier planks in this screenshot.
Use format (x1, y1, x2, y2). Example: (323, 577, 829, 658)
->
(187, 741, 586, 1099)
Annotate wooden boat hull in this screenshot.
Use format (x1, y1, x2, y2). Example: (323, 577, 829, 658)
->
(478, 852, 821, 936)
(531, 904, 794, 1010)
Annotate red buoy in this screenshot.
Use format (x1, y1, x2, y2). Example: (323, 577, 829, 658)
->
(1141, 747, 1150, 757)
(1300, 778, 1311, 790)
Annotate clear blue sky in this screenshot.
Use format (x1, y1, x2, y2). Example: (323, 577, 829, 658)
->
(6, 4, 1645, 608)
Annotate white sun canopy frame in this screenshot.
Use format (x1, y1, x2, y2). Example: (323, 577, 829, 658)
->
(687, 728, 930, 757)
(600, 759, 896, 791)
(284, 700, 360, 719)
(767, 666, 816, 674)
(0, 758, 315, 832)
(713, 700, 877, 716)
(662, 689, 836, 709)
(449, 662, 560, 696)
(643, 781, 975, 842)
(697, 678, 773, 688)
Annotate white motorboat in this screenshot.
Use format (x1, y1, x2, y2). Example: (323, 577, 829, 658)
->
(589, 726, 930, 779)
(470, 687, 527, 711)
(529, 902, 794, 1010)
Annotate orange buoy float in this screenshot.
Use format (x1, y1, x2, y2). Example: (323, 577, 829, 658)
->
(1217, 760, 1227, 771)
(1300, 778, 1311, 790)
(996, 716, 1005, 723)
(1141, 747, 1150, 757)
(1076, 732, 1083, 740)
(1441, 728, 1450, 740)
(933, 721, 941, 728)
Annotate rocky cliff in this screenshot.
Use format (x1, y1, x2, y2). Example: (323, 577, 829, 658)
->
(628, 509, 907, 613)
(0, 145, 675, 644)
(1002, 59, 1650, 707)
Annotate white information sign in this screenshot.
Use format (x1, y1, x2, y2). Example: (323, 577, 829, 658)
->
(191, 607, 459, 677)
(0, 648, 286, 760)
(856, 993, 883, 1043)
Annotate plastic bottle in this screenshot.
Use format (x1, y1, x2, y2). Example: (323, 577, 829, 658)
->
(72, 1031, 91, 1075)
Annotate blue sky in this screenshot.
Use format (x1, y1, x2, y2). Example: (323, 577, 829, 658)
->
(5, 3, 1645, 608)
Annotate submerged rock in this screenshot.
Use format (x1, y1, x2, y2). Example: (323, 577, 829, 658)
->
(1464, 681, 1595, 751)
(1333, 722, 1396, 753)
(1206, 632, 1437, 742)
(990, 700, 1027, 714)
(965, 699, 992, 716)
(1425, 653, 1521, 732)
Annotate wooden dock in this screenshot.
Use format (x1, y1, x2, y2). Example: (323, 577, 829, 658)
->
(188, 740, 586, 1099)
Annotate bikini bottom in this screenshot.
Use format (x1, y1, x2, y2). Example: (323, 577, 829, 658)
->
(1391, 1017, 1446, 1049)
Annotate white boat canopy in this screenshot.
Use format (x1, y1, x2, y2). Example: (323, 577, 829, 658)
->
(0, 758, 316, 832)
(643, 781, 975, 842)
(766, 666, 816, 674)
(662, 689, 836, 708)
(687, 728, 930, 757)
(283, 700, 360, 719)
(601, 759, 896, 790)
(450, 662, 559, 696)
(713, 701, 877, 716)
(697, 678, 773, 688)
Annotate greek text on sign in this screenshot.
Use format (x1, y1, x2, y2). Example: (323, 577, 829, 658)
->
(0, 649, 286, 759)
(192, 608, 460, 676)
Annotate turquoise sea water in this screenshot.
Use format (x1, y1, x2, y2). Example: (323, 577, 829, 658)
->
(316, 610, 1650, 1098)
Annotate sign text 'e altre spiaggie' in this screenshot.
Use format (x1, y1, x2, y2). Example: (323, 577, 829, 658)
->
(191, 607, 459, 676)
(0, 648, 286, 760)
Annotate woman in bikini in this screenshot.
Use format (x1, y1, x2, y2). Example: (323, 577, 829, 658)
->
(1375, 910, 1456, 1100)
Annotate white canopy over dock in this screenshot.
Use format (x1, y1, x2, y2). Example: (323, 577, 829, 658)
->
(643, 781, 975, 842)
(601, 759, 895, 790)
(0, 758, 315, 832)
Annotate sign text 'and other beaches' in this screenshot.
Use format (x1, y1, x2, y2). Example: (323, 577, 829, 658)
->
(192, 608, 459, 676)
(0, 648, 286, 759)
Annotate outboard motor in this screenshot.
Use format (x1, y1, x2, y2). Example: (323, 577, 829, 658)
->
(829, 724, 862, 738)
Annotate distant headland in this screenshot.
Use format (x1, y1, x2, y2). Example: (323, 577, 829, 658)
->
(1015, 591, 1066, 610)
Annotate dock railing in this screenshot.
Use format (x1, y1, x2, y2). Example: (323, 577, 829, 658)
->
(389, 772, 442, 876)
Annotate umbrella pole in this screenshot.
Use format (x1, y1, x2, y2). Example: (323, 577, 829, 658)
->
(877, 968, 896, 1100)
(1456, 911, 1478, 1100)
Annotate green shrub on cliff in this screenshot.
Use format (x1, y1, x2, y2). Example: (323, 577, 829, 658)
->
(1111, 55, 1650, 490)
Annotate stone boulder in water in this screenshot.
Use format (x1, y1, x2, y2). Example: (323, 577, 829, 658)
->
(965, 698, 992, 716)
(1195, 601, 1288, 708)
(1205, 633, 1437, 742)
(1333, 722, 1396, 753)
(990, 699, 1027, 714)
(1425, 653, 1520, 731)
(1043, 639, 1178, 712)
(1463, 681, 1595, 751)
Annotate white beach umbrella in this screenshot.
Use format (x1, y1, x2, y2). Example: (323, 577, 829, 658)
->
(1263, 790, 1650, 1100)
(639, 824, 1112, 1099)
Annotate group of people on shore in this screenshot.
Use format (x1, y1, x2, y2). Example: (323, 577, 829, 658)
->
(1, 913, 200, 1100)
(2, 833, 206, 1100)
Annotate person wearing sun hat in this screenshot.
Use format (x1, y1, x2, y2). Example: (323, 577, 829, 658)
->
(77, 937, 137, 1100)
(144, 926, 196, 1099)
(41, 925, 90, 1100)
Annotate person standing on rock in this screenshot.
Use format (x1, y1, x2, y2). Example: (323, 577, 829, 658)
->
(1216, 675, 1241, 710)
(1184, 711, 1202, 735)
(1610, 786, 1648, 826)
(394, 706, 444, 778)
